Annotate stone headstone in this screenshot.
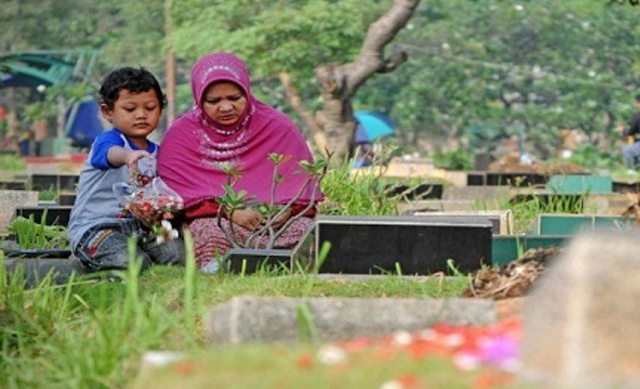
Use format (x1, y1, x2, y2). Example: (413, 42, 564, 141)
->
(225, 248, 294, 274)
(15, 205, 73, 226)
(443, 185, 512, 202)
(0, 190, 39, 234)
(3, 257, 88, 288)
(546, 174, 612, 194)
(29, 173, 79, 191)
(56, 192, 77, 206)
(382, 158, 442, 178)
(520, 230, 640, 389)
(467, 171, 487, 186)
(412, 210, 514, 235)
(396, 199, 478, 214)
(486, 172, 548, 187)
(385, 183, 443, 200)
(584, 193, 633, 216)
(315, 215, 492, 275)
(206, 296, 496, 345)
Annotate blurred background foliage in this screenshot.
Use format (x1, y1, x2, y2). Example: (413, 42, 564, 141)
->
(1, 0, 639, 166)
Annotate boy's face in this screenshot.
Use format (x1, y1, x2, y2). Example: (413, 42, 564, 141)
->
(101, 89, 162, 142)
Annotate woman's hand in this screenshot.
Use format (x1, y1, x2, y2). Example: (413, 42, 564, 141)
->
(227, 207, 292, 231)
(229, 208, 265, 231)
(271, 208, 292, 230)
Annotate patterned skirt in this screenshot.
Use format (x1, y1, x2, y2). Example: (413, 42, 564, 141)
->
(187, 216, 315, 269)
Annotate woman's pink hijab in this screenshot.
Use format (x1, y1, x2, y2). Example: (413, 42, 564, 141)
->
(158, 52, 323, 208)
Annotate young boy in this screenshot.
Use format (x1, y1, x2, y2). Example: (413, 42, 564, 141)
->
(68, 67, 185, 273)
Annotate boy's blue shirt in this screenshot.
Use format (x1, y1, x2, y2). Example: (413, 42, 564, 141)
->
(90, 128, 158, 169)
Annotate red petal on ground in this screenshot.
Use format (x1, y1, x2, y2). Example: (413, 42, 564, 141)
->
(296, 353, 314, 370)
(472, 371, 515, 389)
(396, 373, 420, 388)
(173, 362, 196, 374)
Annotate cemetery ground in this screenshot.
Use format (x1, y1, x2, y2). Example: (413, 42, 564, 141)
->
(2, 253, 528, 389)
(3, 152, 640, 389)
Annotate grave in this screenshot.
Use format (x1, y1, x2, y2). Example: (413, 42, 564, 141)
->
(584, 193, 633, 216)
(412, 210, 514, 235)
(545, 174, 612, 194)
(15, 205, 73, 226)
(520, 230, 640, 388)
(485, 171, 548, 187)
(206, 296, 496, 345)
(384, 182, 443, 200)
(442, 185, 512, 210)
(56, 192, 77, 206)
(441, 170, 468, 187)
(443, 185, 512, 202)
(396, 199, 478, 214)
(0, 190, 40, 234)
(225, 248, 294, 274)
(3, 257, 88, 288)
(612, 178, 640, 194)
(28, 173, 79, 192)
(466, 171, 487, 186)
(381, 158, 443, 178)
(313, 215, 492, 275)
(526, 213, 635, 235)
(0, 179, 27, 190)
(492, 235, 570, 266)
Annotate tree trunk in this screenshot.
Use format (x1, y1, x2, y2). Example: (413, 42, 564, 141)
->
(310, 0, 421, 160)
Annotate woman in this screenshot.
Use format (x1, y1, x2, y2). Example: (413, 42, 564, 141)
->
(157, 52, 323, 270)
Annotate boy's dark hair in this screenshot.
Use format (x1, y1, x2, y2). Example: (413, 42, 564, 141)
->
(99, 67, 166, 110)
(635, 93, 640, 103)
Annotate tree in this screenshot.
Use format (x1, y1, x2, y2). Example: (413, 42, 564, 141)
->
(310, 0, 421, 158)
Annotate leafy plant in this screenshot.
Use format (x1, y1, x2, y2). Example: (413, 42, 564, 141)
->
(432, 147, 474, 171)
(215, 153, 328, 250)
(7, 213, 69, 250)
(319, 145, 403, 216)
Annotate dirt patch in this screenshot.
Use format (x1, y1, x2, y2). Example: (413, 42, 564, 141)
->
(488, 155, 585, 175)
(462, 246, 562, 300)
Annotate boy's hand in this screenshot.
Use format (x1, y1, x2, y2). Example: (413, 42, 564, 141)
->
(125, 150, 153, 169)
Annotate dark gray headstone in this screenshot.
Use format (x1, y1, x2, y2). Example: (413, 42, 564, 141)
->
(57, 193, 77, 206)
(29, 173, 79, 191)
(225, 248, 294, 274)
(3, 256, 88, 288)
(315, 215, 492, 275)
(15, 206, 72, 226)
(486, 172, 548, 187)
(384, 183, 443, 200)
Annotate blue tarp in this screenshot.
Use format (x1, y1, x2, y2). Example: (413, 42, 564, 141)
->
(66, 98, 103, 148)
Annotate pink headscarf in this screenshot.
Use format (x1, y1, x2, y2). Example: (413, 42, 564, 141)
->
(158, 52, 323, 208)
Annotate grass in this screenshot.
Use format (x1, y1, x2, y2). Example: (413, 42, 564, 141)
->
(0, 153, 26, 171)
(1, 257, 475, 389)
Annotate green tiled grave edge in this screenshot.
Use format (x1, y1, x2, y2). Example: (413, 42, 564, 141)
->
(492, 235, 569, 267)
(545, 175, 612, 194)
(526, 214, 634, 235)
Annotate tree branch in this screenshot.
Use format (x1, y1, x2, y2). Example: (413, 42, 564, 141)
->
(345, 0, 421, 95)
(278, 71, 328, 152)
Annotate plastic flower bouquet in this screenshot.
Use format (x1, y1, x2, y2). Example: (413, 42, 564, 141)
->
(114, 176, 184, 243)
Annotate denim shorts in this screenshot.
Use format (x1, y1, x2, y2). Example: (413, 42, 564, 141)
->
(74, 219, 186, 272)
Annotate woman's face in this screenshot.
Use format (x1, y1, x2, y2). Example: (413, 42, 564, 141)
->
(201, 81, 247, 126)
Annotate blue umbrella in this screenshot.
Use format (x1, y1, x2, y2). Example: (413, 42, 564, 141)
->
(354, 110, 396, 143)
